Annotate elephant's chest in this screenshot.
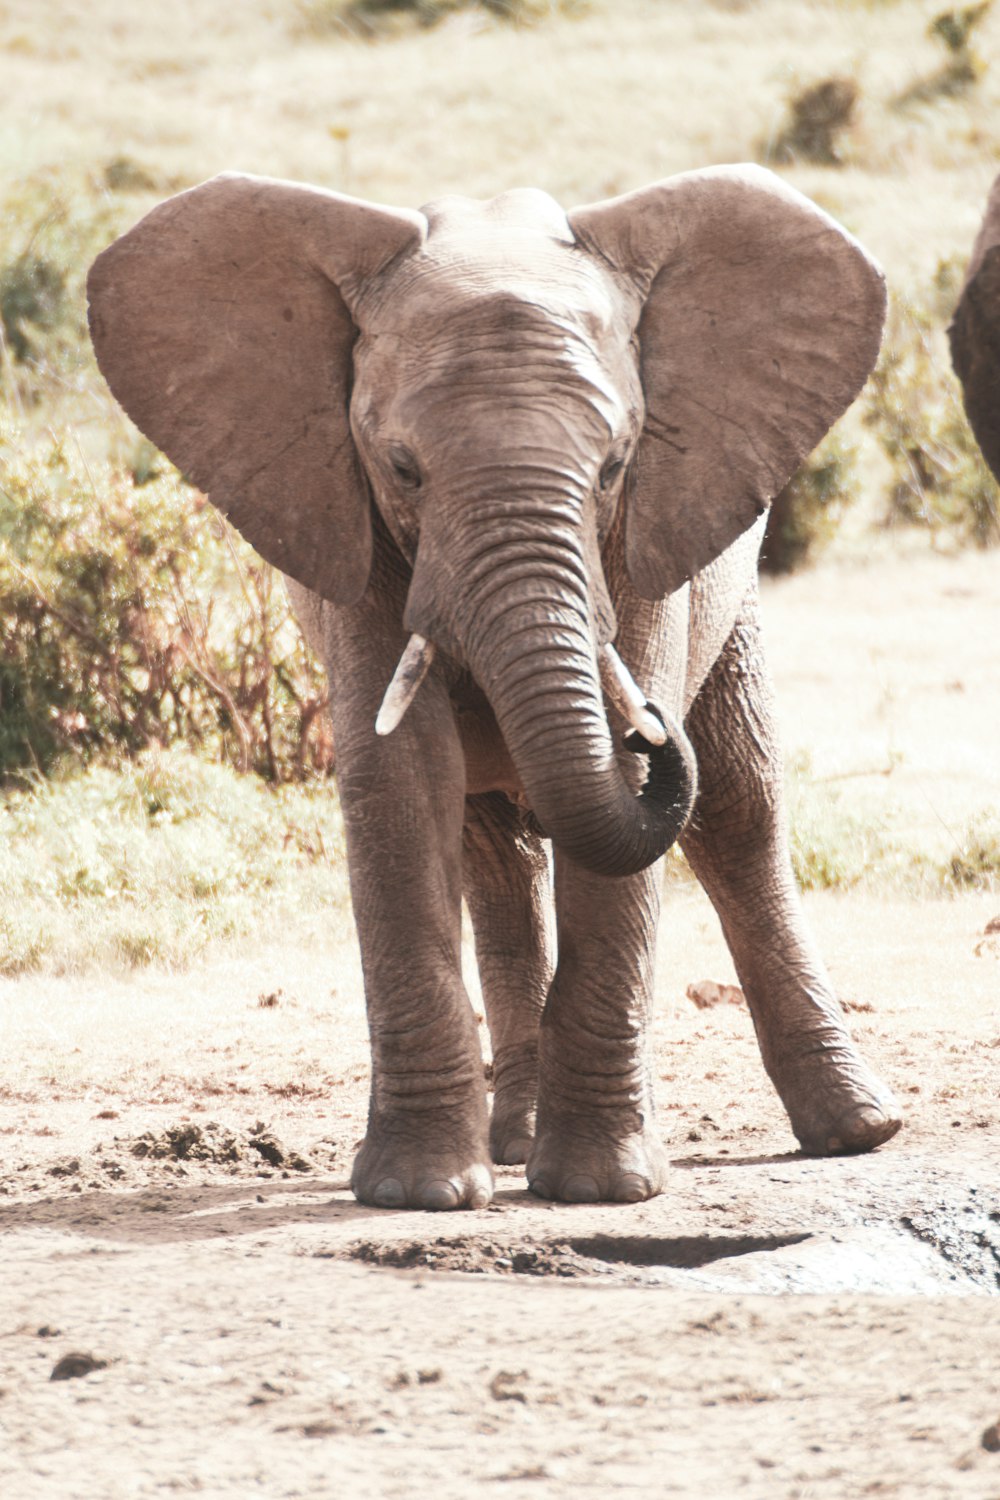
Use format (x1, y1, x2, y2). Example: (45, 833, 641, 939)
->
(450, 676, 523, 799)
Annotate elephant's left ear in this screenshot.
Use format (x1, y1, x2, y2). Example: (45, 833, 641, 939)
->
(570, 165, 886, 598)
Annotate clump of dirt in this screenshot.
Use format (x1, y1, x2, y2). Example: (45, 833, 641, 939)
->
(0, 1119, 334, 1200)
(131, 1122, 243, 1163)
(49, 1352, 109, 1382)
(686, 980, 745, 1009)
(342, 1237, 596, 1278)
(130, 1120, 315, 1172)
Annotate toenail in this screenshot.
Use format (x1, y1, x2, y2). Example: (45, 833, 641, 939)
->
(614, 1173, 650, 1204)
(372, 1177, 406, 1208)
(563, 1174, 600, 1203)
(421, 1179, 461, 1211)
(528, 1177, 553, 1200)
(469, 1184, 492, 1209)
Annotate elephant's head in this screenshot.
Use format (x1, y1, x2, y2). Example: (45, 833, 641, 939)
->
(949, 172, 1000, 483)
(88, 167, 884, 878)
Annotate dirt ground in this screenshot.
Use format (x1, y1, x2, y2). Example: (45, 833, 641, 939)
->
(2, 550, 1000, 1499)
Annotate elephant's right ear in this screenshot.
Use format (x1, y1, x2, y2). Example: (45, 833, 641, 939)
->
(948, 174, 1000, 484)
(88, 173, 425, 604)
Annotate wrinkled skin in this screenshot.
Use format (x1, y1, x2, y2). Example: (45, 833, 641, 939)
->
(88, 165, 902, 1210)
(949, 171, 1000, 484)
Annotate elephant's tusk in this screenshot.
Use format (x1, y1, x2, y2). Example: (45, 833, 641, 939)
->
(375, 634, 437, 736)
(599, 643, 668, 746)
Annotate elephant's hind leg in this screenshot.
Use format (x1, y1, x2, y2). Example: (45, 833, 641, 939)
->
(680, 591, 902, 1156)
(463, 793, 553, 1166)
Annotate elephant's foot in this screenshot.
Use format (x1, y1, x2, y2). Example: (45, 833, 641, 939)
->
(526, 1117, 669, 1204)
(351, 1117, 494, 1211)
(490, 1102, 535, 1167)
(489, 1042, 538, 1166)
(766, 1031, 902, 1156)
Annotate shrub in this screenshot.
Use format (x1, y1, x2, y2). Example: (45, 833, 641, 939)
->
(865, 266, 1000, 548)
(0, 426, 332, 781)
(893, 2, 993, 108)
(0, 173, 117, 376)
(759, 432, 859, 575)
(764, 77, 858, 167)
(945, 812, 1000, 891)
(292, 0, 584, 39)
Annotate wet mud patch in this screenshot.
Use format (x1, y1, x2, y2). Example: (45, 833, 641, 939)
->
(900, 1201, 1000, 1290)
(334, 1215, 999, 1296)
(340, 1231, 816, 1284)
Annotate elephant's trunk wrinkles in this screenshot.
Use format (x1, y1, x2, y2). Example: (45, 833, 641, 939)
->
(441, 520, 698, 879)
(374, 635, 668, 749)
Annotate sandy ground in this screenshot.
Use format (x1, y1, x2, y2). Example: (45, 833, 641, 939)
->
(2, 550, 1000, 1499)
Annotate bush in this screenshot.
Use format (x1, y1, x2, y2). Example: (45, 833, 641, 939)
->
(764, 77, 858, 167)
(0, 426, 332, 781)
(893, 2, 992, 108)
(759, 432, 859, 575)
(865, 264, 1000, 547)
(0, 172, 118, 379)
(292, 0, 584, 39)
(946, 812, 1000, 891)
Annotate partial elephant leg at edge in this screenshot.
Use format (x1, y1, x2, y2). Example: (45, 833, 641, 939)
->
(463, 792, 553, 1166)
(679, 590, 902, 1156)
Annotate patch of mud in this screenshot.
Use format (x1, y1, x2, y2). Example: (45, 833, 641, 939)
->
(571, 1231, 811, 1269)
(900, 1200, 1000, 1290)
(333, 1220, 992, 1296)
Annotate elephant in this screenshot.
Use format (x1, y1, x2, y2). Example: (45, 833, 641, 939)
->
(949, 171, 1000, 482)
(87, 163, 902, 1210)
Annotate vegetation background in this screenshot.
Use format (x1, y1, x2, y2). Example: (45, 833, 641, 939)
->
(1, 0, 999, 976)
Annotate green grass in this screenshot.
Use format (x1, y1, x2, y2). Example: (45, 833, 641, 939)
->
(0, 750, 350, 976)
(784, 757, 1000, 896)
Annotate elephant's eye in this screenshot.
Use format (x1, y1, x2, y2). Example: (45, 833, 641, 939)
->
(388, 443, 422, 491)
(599, 453, 626, 490)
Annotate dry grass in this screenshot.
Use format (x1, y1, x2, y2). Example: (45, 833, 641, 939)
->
(1, 0, 998, 285)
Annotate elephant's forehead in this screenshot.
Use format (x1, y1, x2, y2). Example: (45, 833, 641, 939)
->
(372, 190, 627, 335)
(419, 189, 574, 242)
(381, 240, 623, 345)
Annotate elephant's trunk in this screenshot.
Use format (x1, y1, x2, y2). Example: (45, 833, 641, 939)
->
(408, 495, 697, 879)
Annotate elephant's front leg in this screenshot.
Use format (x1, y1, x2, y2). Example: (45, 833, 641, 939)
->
(330, 632, 492, 1211)
(463, 792, 553, 1166)
(527, 855, 668, 1203)
(680, 592, 902, 1156)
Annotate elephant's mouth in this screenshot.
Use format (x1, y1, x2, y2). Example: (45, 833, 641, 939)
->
(373, 628, 695, 879)
(375, 633, 669, 749)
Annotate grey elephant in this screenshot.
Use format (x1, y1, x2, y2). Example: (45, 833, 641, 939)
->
(949, 171, 1000, 481)
(88, 164, 901, 1210)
